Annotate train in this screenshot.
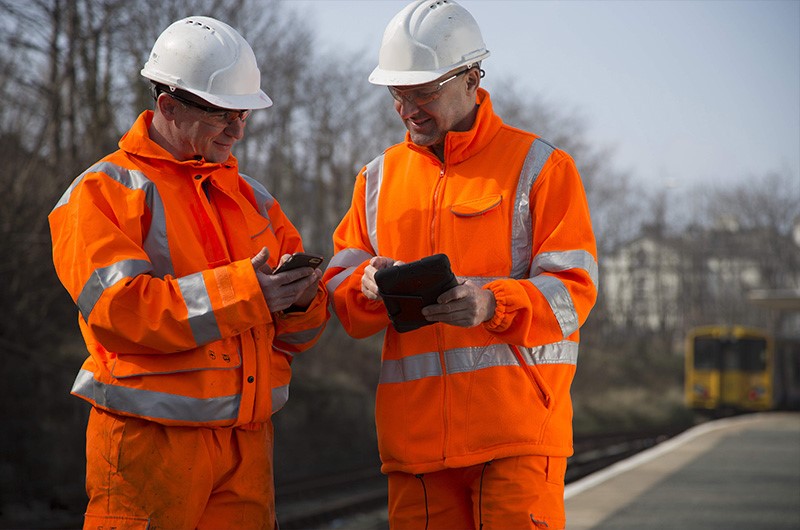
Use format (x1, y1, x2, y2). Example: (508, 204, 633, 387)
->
(685, 325, 800, 413)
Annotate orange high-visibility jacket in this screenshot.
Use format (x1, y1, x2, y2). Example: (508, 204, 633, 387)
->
(324, 89, 598, 475)
(49, 111, 328, 428)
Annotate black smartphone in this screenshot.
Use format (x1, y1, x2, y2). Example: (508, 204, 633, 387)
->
(272, 252, 324, 274)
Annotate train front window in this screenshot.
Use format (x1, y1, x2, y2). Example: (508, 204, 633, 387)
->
(738, 338, 768, 372)
(694, 338, 721, 369)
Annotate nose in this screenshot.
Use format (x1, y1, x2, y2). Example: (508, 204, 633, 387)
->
(396, 98, 421, 120)
(224, 117, 246, 140)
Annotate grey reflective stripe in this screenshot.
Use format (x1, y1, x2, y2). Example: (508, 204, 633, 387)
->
(462, 276, 502, 287)
(378, 342, 578, 384)
(379, 352, 442, 384)
(273, 345, 294, 358)
(328, 248, 373, 270)
(177, 272, 222, 345)
(71, 369, 240, 423)
(276, 325, 324, 345)
(272, 385, 289, 413)
(531, 250, 598, 289)
(511, 139, 556, 278)
(52, 161, 173, 278)
(325, 268, 355, 304)
(529, 275, 579, 337)
(518, 341, 579, 365)
(77, 259, 153, 321)
(363, 155, 384, 254)
(444, 344, 517, 374)
(325, 248, 374, 304)
(241, 174, 276, 219)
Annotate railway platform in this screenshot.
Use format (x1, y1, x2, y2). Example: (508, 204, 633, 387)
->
(564, 412, 800, 529)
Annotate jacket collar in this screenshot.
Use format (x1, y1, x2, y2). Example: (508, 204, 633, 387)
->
(404, 88, 503, 165)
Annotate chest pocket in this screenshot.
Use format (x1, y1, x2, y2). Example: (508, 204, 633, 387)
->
(448, 194, 509, 277)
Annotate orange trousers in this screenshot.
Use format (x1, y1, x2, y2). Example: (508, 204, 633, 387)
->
(83, 408, 275, 530)
(388, 455, 567, 530)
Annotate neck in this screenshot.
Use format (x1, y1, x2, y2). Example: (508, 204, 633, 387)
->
(148, 113, 190, 161)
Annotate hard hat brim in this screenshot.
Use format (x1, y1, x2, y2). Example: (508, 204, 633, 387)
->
(368, 50, 490, 87)
(140, 72, 273, 110)
(191, 88, 273, 110)
(368, 67, 443, 87)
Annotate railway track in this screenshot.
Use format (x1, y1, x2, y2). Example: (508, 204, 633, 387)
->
(276, 427, 685, 529)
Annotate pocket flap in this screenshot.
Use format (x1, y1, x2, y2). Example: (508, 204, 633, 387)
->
(84, 513, 151, 530)
(111, 341, 241, 379)
(450, 194, 502, 217)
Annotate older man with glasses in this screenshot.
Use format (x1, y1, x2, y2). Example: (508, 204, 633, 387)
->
(324, 1, 598, 529)
(49, 15, 328, 529)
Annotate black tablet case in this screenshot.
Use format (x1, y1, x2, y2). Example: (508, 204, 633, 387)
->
(375, 254, 459, 333)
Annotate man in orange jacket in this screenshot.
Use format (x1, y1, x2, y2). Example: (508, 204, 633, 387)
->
(323, 1, 597, 528)
(48, 16, 328, 529)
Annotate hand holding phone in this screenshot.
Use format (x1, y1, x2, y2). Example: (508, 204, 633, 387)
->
(272, 252, 324, 274)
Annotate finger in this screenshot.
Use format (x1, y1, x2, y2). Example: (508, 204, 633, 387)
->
(251, 247, 270, 270)
(273, 266, 315, 284)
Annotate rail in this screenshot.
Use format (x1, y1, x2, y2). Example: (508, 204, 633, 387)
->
(276, 427, 686, 529)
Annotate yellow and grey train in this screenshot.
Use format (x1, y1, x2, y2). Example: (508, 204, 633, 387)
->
(685, 325, 800, 413)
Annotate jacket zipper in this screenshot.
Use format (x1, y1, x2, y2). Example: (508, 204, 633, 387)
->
(432, 163, 449, 462)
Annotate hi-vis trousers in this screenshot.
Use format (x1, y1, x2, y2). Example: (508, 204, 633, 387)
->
(388, 455, 567, 530)
(83, 408, 276, 530)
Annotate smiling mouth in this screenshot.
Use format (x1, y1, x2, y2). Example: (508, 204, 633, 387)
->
(407, 116, 431, 130)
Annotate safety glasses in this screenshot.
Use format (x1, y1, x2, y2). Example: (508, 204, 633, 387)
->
(388, 67, 473, 107)
(167, 91, 251, 124)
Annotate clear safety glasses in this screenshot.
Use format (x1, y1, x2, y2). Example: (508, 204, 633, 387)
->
(388, 66, 476, 107)
(167, 91, 251, 125)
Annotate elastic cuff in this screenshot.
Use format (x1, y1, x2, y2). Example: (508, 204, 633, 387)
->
(484, 284, 509, 332)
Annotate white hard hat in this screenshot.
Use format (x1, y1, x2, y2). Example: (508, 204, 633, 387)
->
(141, 16, 272, 110)
(369, 0, 490, 86)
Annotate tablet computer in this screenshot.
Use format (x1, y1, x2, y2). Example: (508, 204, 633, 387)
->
(374, 253, 459, 333)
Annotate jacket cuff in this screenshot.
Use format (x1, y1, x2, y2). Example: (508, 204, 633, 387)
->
(483, 282, 510, 332)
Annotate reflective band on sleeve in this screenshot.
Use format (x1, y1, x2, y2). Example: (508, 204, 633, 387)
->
(363, 156, 384, 255)
(240, 174, 276, 219)
(378, 342, 578, 384)
(177, 272, 222, 345)
(271, 385, 289, 414)
(531, 249, 598, 289)
(324, 269, 354, 308)
(71, 369, 240, 423)
(52, 162, 174, 278)
(529, 275, 579, 337)
(77, 259, 153, 321)
(325, 248, 374, 308)
(275, 325, 324, 345)
(511, 138, 555, 278)
(328, 248, 373, 270)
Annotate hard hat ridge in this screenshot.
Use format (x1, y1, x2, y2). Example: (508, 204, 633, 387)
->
(369, 0, 490, 86)
(141, 16, 272, 110)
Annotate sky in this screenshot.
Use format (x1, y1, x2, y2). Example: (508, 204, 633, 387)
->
(288, 0, 800, 192)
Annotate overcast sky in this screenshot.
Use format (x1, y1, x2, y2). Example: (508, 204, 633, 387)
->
(288, 0, 800, 192)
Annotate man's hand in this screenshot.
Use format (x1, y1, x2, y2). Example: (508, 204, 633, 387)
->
(361, 256, 404, 300)
(421, 279, 496, 328)
(251, 248, 322, 313)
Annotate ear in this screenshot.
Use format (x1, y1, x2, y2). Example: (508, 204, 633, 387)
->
(156, 93, 179, 121)
(465, 68, 481, 94)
